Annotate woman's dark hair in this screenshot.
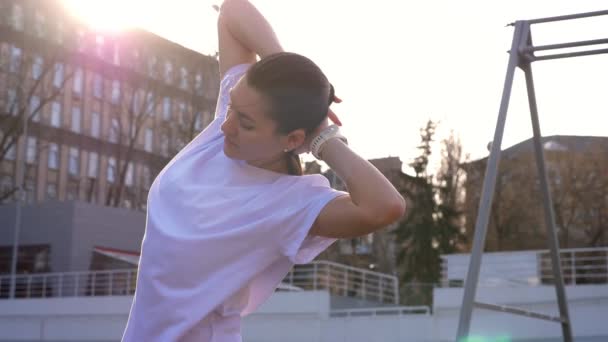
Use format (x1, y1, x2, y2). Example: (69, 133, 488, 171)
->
(246, 52, 333, 175)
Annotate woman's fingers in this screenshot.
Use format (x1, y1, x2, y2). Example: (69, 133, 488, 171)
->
(333, 95, 342, 103)
(328, 109, 342, 126)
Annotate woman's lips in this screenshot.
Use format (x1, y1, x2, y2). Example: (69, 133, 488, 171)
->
(225, 138, 238, 147)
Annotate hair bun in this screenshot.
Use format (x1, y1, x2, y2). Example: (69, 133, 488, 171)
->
(328, 83, 335, 105)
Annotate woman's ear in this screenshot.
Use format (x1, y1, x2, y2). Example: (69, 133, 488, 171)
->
(286, 129, 306, 151)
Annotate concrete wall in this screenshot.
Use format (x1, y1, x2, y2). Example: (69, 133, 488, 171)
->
(1, 201, 146, 273)
(1, 201, 74, 274)
(1, 286, 607, 342)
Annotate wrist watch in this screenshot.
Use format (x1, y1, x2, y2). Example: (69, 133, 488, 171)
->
(310, 124, 348, 160)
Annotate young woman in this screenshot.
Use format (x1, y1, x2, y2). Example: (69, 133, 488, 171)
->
(121, 0, 406, 341)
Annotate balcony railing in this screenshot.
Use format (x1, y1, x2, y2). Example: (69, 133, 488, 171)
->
(281, 261, 399, 305)
(329, 305, 430, 318)
(441, 247, 608, 287)
(0, 260, 399, 304)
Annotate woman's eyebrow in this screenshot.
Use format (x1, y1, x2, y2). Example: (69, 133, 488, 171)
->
(229, 91, 256, 123)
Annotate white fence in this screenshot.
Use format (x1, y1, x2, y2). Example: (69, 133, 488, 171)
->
(282, 260, 399, 304)
(441, 247, 608, 287)
(0, 260, 400, 305)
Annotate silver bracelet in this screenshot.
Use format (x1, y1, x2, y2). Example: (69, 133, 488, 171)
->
(310, 125, 348, 160)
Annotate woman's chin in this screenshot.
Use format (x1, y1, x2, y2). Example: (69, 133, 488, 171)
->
(223, 142, 240, 159)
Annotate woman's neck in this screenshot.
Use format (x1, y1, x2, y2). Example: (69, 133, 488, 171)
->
(247, 153, 290, 175)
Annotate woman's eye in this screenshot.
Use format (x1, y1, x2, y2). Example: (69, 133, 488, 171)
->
(240, 122, 254, 130)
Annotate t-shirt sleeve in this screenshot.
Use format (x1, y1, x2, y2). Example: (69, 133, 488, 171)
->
(171, 64, 251, 157)
(279, 186, 348, 265)
(215, 63, 251, 120)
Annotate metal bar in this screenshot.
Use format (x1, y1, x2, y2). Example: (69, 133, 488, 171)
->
(521, 60, 573, 342)
(313, 263, 317, 290)
(527, 9, 608, 24)
(474, 302, 566, 323)
(530, 48, 608, 61)
(456, 21, 528, 342)
(524, 38, 608, 52)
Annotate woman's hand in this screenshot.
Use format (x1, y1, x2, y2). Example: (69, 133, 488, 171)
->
(294, 95, 343, 155)
(328, 95, 342, 126)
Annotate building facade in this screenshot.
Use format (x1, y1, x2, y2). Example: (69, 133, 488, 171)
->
(0, 0, 220, 210)
(463, 135, 608, 251)
(313, 157, 417, 277)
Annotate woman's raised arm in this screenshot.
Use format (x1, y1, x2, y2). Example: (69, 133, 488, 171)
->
(218, 0, 284, 78)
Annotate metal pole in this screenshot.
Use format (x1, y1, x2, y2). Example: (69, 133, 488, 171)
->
(521, 61, 573, 342)
(456, 21, 526, 341)
(527, 9, 608, 24)
(9, 97, 29, 299)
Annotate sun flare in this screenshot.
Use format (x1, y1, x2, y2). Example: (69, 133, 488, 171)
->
(61, 0, 143, 31)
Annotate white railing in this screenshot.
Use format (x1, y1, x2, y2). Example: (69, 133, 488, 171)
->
(329, 305, 430, 318)
(0, 269, 138, 299)
(0, 261, 399, 304)
(281, 261, 399, 304)
(440, 247, 608, 287)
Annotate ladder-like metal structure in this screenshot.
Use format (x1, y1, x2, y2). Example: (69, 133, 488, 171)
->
(457, 9, 608, 342)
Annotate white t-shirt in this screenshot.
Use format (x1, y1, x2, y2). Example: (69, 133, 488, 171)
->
(121, 64, 346, 342)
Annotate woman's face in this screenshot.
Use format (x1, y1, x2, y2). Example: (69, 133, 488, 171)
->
(221, 76, 303, 164)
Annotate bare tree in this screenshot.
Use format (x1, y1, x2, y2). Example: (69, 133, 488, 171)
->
(1, 36, 74, 203)
(105, 77, 162, 208)
(549, 147, 608, 247)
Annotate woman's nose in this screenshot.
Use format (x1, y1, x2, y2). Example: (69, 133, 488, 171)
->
(221, 112, 236, 137)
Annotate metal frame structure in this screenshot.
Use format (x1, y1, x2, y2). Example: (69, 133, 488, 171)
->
(456, 9, 608, 342)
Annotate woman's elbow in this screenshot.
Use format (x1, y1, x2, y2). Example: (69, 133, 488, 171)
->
(364, 197, 407, 231)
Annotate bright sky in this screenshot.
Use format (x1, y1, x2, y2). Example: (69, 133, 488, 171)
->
(62, 0, 607, 173)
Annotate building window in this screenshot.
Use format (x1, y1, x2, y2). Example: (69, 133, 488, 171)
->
(180, 66, 189, 90)
(93, 73, 103, 98)
(88, 151, 99, 178)
(53, 63, 64, 88)
(145, 92, 154, 115)
(0, 176, 13, 197)
(34, 11, 45, 37)
(68, 147, 80, 176)
(46, 183, 57, 199)
(195, 73, 204, 96)
(5, 142, 16, 160)
(9, 45, 22, 73)
(161, 133, 169, 157)
(50, 102, 61, 127)
(11, 3, 24, 31)
(113, 43, 120, 65)
(142, 165, 151, 189)
(194, 112, 202, 131)
(48, 143, 59, 169)
(111, 80, 120, 104)
(32, 55, 43, 80)
(71, 106, 81, 133)
(178, 101, 187, 125)
(26, 136, 37, 164)
(76, 28, 86, 51)
(91, 112, 101, 138)
(66, 183, 78, 200)
(147, 55, 157, 78)
(144, 128, 153, 152)
(164, 60, 173, 83)
(162, 97, 171, 120)
(55, 21, 64, 44)
(73, 67, 83, 95)
(125, 162, 134, 186)
(24, 179, 35, 204)
(29, 96, 41, 122)
(109, 118, 120, 143)
(95, 35, 104, 58)
(6, 89, 17, 115)
(107, 157, 116, 183)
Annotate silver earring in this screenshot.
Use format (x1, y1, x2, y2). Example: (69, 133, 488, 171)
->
(283, 148, 289, 153)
